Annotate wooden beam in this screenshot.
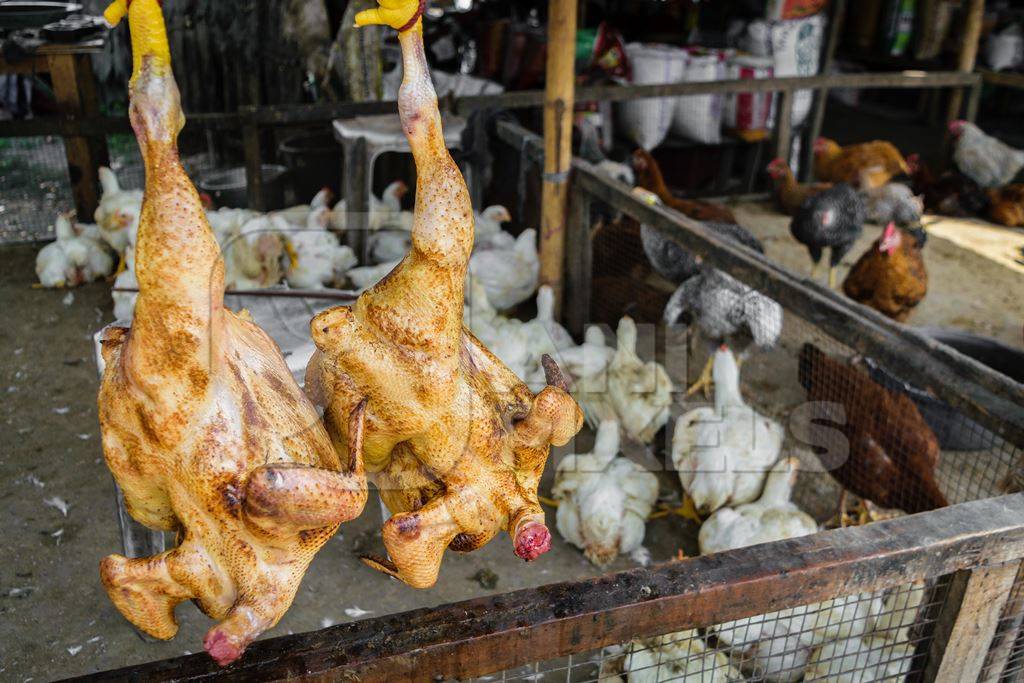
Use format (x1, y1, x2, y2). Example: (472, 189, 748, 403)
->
(803, 0, 847, 180)
(774, 89, 795, 163)
(66, 495, 1024, 682)
(565, 184, 593, 337)
(922, 561, 1022, 682)
(243, 124, 265, 211)
(947, 0, 986, 122)
(47, 53, 109, 222)
(539, 0, 578, 314)
(0, 71, 982, 141)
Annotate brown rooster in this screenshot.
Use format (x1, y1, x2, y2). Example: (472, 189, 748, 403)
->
(987, 184, 1024, 227)
(767, 157, 832, 215)
(842, 223, 928, 322)
(633, 148, 737, 223)
(813, 137, 910, 189)
(798, 344, 946, 524)
(906, 153, 989, 218)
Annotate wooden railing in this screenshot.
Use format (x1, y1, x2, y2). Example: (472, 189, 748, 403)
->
(65, 494, 1024, 682)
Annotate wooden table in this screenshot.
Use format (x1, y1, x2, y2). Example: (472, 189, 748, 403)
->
(0, 36, 110, 221)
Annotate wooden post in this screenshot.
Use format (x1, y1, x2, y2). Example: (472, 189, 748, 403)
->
(48, 52, 110, 222)
(564, 184, 592, 337)
(540, 0, 578, 315)
(243, 121, 265, 211)
(774, 89, 795, 164)
(946, 0, 985, 123)
(802, 0, 846, 181)
(922, 562, 1021, 682)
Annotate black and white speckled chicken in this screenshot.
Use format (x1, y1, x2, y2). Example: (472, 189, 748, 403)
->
(790, 183, 866, 289)
(663, 266, 783, 397)
(640, 220, 765, 285)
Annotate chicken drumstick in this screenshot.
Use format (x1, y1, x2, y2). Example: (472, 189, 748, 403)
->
(306, 1, 583, 589)
(97, 0, 367, 665)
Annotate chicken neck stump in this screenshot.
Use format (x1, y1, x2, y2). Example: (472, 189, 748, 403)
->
(96, 0, 368, 666)
(306, 0, 583, 589)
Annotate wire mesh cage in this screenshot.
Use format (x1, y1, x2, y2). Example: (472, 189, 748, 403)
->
(0, 135, 73, 243)
(472, 579, 943, 682)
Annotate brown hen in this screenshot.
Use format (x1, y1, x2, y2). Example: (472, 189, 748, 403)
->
(96, 0, 367, 666)
(987, 184, 1024, 226)
(842, 223, 928, 322)
(767, 157, 832, 216)
(306, 5, 583, 589)
(798, 344, 946, 520)
(633, 148, 737, 223)
(814, 137, 910, 189)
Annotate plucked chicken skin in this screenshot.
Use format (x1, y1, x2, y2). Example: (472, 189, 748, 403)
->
(306, 1, 583, 589)
(96, 0, 367, 666)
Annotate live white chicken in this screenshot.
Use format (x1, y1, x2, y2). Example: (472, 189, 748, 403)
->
(950, 119, 1024, 188)
(620, 629, 742, 683)
(94, 166, 143, 261)
(673, 345, 783, 515)
(468, 227, 539, 310)
(36, 214, 115, 288)
(281, 207, 357, 289)
(552, 420, 658, 567)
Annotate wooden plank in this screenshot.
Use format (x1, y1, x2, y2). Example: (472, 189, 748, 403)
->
(802, 0, 847, 181)
(774, 89, 795, 163)
(980, 69, 1024, 89)
(0, 112, 241, 138)
(565, 184, 593, 337)
(569, 162, 1024, 448)
(47, 53, 109, 222)
(539, 0, 578, 313)
(240, 70, 980, 127)
(922, 561, 1022, 682)
(0, 71, 981, 141)
(243, 124, 265, 211)
(947, 0, 986, 123)
(65, 495, 1024, 683)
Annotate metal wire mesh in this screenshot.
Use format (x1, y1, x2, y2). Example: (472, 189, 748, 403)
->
(0, 135, 72, 243)
(0, 128, 225, 245)
(583, 194, 1019, 517)
(474, 191, 1024, 683)
(472, 581, 944, 682)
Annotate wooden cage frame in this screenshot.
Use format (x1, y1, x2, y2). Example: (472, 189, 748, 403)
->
(69, 112, 1024, 683)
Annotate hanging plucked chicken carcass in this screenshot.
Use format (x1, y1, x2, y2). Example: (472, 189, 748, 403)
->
(95, 0, 367, 666)
(306, 0, 583, 589)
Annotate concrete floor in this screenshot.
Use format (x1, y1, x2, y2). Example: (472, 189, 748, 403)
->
(1, 207, 1022, 680)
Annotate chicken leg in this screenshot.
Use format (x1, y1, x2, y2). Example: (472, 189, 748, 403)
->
(97, 0, 367, 665)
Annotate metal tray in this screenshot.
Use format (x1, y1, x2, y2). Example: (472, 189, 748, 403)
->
(0, 2, 82, 30)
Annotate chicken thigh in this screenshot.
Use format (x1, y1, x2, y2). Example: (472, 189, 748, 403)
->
(96, 0, 367, 665)
(306, 1, 583, 589)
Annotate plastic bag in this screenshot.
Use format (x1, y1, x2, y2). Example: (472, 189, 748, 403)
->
(744, 14, 825, 128)
(671, 49, 724, 144)
(616, 43, 687, 150)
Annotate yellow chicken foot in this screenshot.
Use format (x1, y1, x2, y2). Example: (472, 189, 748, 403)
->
(648, 495, 702, 525)
(685, 356, 714, 399)
(810, 260, 823, 282)
(113, 253, 128, 277)
(283, 239, 299, 270)
(354, 0, 425, 32)
(828, 266, 838, 290)
(537, 495, 560, 508)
